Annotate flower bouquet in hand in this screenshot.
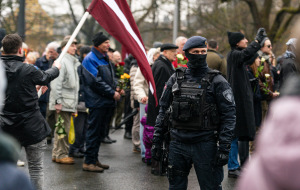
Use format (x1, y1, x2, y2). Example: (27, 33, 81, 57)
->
(176, 54, 188, 65)
(55, 115, 66, 139)
(118, 73, 130, 90)
(173, 54, 188, 68)
(115, 62, 125, 78)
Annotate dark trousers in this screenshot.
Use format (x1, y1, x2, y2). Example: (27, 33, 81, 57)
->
(238, 141, 249, 167)
(69, 112, 88, 154)
(46, 106, 56, 138)
(85, 107, 114, 165)
(124, 89, 133, 133)
(110, 97, 125, 128)
(168, 140, 223, 190)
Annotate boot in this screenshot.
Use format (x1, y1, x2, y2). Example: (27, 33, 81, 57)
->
(82, 163, 104, 172)
(56, 157, 75, 164)
(96, 161, 110, 169)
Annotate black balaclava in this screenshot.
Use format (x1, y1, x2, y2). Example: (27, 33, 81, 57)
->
(185, 51, 207, 69)
(183, 36, 209, 77)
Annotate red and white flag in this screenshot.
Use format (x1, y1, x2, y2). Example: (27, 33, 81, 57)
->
(87, 0, 157, 105)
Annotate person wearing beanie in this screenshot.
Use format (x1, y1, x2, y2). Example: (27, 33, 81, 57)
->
(226, 28, 268, 178)
(49, 35, 80, 165)
(151, 36, 236, 189)
(78, 31, 121, 172)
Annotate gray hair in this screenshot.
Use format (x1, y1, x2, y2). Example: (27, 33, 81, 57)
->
(175, 36, 187, 46)
(46, 41, 60, 52)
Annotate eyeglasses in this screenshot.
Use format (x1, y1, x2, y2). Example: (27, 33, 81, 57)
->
(267, 45, 272, 48)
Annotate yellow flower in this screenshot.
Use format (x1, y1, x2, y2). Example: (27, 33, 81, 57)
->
(124, 73, 131, 79)
(121, 75, 125, 79)
(176, 54, 184, 60)
(265, 74, 270, 78)
(261, 57, 265, 63)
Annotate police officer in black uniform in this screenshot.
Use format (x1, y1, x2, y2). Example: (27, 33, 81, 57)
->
(151, 36, 236, 190)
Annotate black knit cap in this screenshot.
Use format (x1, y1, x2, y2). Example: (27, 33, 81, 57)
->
(227, 31, 245, 47)
(92, 32, 109, 47)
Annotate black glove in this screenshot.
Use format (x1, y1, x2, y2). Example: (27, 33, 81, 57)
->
(255, 28, 267, 46)
(151, 144, 162, 161)
(214, 150, 229, 167)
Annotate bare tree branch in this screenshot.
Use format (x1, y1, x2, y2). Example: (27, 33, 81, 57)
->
(136, 0, 155, 26)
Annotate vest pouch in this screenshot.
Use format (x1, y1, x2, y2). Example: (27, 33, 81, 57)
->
(178, 102, 192, 121)
(172, 102, 179, 119)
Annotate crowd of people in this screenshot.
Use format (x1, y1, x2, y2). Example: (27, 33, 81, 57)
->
(0, 26, 299, 190)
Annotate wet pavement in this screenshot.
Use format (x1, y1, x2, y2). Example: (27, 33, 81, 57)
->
(20, 129, 237, 190)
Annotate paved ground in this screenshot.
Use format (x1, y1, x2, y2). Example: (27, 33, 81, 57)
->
(20, 129, 237, 190)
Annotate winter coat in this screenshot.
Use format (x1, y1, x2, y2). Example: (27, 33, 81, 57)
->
(280, 54, 297, 89)
(79, 48, 116, 108)
(49, 53, 80, 113)
(0, 55, 59, 146)
(129, 65, 139, 108)
(227, 41, 261, 141)
(236, 76, 300, 190)
(133, 68, 149, 103)
(35, 55, 53, 103)
(247, 66, 262, 127)
(207, 49, 227, 77)
(147, 55, 175, 126)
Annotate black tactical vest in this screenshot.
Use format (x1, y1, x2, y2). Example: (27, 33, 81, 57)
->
(171, 67, 220, 131)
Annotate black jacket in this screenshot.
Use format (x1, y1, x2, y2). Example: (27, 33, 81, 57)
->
(34, 55, 54, 103)
(0, 55, 59, 146)
(147, 55, 175, 126)
(247, 66, 262, 127)
(78, 63, 116, 108)
(227, 41, 261, 141)
(153, 67, 236, 152)
(280, 56, 297, 89)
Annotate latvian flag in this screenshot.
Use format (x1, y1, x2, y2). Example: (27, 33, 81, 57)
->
(87, 0, 158, 105)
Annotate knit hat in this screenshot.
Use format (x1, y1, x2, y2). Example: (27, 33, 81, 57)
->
(92, 32, 109, 47)
(261, 37, 270, 47)
(227, 31, 245, 47)
(286, 38, 297, 47)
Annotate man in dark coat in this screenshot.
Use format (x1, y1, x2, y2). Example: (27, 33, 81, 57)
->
(147, 43, 177, 127)
(280, 38, 297, 89)
(226, 28, 268, 177)
(0, 34, 60, 190)
(35, 41, 59, 144)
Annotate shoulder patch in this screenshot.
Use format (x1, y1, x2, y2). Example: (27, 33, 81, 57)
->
(223, 89, 234, 103)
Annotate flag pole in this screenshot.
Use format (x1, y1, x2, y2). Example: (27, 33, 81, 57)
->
(56, 11, 90, 64)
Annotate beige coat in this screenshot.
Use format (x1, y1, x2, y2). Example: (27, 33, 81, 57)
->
(130, 65, 139, 108)
(133, 67, 148, 103)
(49, 53, 80, 112)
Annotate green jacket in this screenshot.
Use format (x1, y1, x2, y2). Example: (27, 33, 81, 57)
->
(207, 49, 227, 77)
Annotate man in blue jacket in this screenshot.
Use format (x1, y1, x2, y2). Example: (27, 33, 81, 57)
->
(79, 32, 121, 172)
